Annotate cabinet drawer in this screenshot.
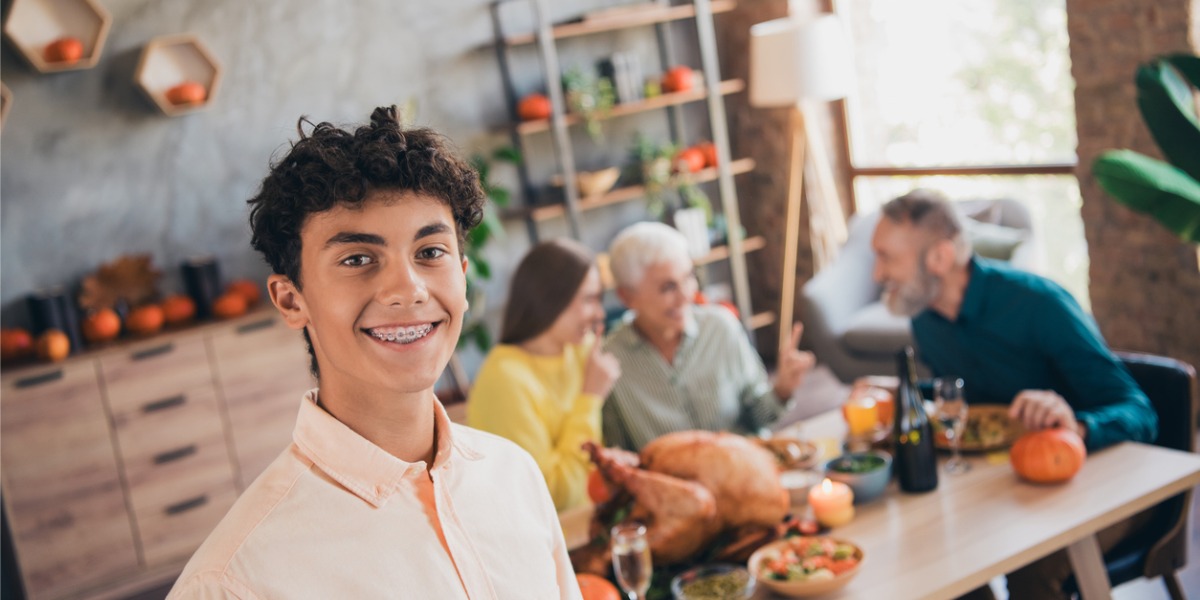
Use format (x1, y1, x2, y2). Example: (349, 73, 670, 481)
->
(100, 337, 215, 415)
(114, 387, 235, 490)
(210, 315, 313, 486)
(132, 479, 239, 567)
(1, 362, 139, 599)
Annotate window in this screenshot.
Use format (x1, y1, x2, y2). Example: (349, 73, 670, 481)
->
(837, 0, 1088, 307)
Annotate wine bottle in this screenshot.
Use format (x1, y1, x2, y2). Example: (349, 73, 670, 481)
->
(894, 346, 938, 493)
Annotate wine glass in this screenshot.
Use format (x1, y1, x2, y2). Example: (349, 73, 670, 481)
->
(611, 522, 652, 600)
(935, 377, 970, 474)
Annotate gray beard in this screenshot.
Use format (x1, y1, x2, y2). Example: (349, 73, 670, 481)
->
(883, 268, 942, 317)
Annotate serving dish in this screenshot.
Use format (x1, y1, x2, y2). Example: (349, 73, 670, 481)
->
(931, 404, 1024, 452)
(748, 537, 863, 597)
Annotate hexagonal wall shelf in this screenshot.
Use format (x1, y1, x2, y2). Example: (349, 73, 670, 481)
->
(135, 34, 222, 117)
(2, 0, 112, 73)
(1, 82, 12, 130)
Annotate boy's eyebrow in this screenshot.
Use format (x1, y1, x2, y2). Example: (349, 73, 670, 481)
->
(324, 232, 386, 248)
(415, 222, 452, 240)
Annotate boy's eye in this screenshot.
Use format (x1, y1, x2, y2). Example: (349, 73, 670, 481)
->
(418, 247, 447, 260)
(342, 254, 373, 267)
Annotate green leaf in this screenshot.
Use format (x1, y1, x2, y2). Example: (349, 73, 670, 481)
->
(493, 145, 521, 165)
(1094, 149, 1200, 243)
(488, 186, 510, 208)
(1137, 56, 1200, 181)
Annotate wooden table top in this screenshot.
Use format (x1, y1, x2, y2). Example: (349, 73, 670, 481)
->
(563, 409, 1200, 600)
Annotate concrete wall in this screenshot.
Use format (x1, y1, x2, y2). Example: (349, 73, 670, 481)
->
(0, 0, 712, 371)
(1066, 0, 1200, 371)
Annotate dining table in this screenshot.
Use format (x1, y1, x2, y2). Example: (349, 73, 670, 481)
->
(561, 408, 1200, 600)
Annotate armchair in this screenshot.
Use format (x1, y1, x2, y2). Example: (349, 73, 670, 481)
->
(799, 198, 1040, 383)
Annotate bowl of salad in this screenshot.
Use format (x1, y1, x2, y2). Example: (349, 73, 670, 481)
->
(824, 451, 892, 504)
(748, 536, 864, 597)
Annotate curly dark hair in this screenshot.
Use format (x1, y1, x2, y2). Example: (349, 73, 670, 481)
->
(248, 105, 485, 287)
(247, 106, 486, 377)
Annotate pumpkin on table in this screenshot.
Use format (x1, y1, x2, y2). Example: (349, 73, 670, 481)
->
(1010, 428, 1086, 484)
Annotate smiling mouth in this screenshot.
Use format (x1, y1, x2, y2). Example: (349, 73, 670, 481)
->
(366, 322, 438, 345)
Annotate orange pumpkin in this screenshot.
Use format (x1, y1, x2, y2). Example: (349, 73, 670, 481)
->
(165, 81, 207, 106)
(126, 305, 165, 336)
(661, 65, 694, 93)
(695, 141, 718, 169)
(517, 93, 553, 121)
(587, 469, 612, 505)
(674, 147, 706, 173)
(212, 292, 248, 320)
(161, 294, 197, 325)
(82, 308, 122, 344)
(1010, 428, 1086, 484)
(36, 329, 71, 362)
(1, 328, 34, 362)
(576, 573, 621, 600)
(226, 279, 262, 307)
(44, 37, 83, 64)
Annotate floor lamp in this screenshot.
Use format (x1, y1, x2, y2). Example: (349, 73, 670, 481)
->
(749, 13, 851, 358)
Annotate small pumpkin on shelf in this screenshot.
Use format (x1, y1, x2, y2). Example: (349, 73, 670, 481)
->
(126, 304, 165, 337)
(161, 294, 197, 326)
(211, 292, 248, 320)
(82, 308, 121, 344)
(35, 329, 71, 362)
(165, 81, 207, 106)
(43, 37, 83, 65)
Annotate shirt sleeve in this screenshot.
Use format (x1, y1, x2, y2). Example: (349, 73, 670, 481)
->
(467, 351, 601, 511)
(1032, 287, 1158, 450)
(719, 310, 786, 430)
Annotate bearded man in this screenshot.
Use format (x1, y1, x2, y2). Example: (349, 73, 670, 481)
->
(870, 188, 1156, 599)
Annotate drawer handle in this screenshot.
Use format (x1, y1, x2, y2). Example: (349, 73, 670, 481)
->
(131, 343, 175, 361)
(142, 394, 186, 413)
(237, 317, 276, 334)
(153, 444, 198, 465)
(165, 495, 208, 516)
(15, 369, 64, 389)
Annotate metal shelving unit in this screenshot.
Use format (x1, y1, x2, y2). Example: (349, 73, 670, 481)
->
(487, 0, 770, 334)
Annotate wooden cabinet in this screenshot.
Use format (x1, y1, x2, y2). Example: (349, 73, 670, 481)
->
(1, 362, 138, 600)
(0, 309, 313, 599)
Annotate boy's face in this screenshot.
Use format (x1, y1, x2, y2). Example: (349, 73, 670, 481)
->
(269, 190, 467, 399)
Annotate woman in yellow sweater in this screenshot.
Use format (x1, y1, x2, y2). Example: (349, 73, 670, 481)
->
(467, 239, 621, 512)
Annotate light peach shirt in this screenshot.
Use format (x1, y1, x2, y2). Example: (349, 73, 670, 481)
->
(168, 390, 582, 599)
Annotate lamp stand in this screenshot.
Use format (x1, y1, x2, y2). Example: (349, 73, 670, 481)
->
(778, 105, 807, 358)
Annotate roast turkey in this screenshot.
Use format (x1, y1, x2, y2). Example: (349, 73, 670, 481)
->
(583, 430, 790, 564)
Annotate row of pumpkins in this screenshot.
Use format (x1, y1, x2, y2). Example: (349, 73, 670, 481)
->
(0, 279, 262, 364)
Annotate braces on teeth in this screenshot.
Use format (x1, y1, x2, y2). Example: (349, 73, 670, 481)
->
(373, 324, 433, 343)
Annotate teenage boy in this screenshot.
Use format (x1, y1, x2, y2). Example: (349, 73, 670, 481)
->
(168, 107, 581, 599)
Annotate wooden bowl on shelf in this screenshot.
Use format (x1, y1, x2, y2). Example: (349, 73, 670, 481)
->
(576, 167, 620, 197)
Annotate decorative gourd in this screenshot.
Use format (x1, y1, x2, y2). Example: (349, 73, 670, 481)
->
(126, 305, 165, 336)
(1010, 428, 1086, 484)
(576, 574, 621, 600)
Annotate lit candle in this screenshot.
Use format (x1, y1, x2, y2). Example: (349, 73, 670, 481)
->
(808, 478, 855, 527)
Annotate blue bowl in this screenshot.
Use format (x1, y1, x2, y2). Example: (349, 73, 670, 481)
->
(824, 451, 893, 504)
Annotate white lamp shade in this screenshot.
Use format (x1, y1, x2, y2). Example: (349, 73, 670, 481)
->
(749, 14, 852, 107)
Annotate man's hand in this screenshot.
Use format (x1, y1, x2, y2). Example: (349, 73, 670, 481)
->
(582, 325, 621, 399)
(1009, 389, 1083, 438)
(774, 323, 816, 401)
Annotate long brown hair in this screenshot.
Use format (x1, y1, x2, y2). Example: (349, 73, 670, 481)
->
(500, 238, 595, 345)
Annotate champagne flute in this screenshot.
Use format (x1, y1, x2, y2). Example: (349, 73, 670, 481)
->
(935, 377, 970, 474)
(611, 522, 652, 600)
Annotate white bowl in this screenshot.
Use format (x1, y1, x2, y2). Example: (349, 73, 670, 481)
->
(748, 538, 864, 598)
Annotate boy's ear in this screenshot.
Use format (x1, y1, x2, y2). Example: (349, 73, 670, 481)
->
(461, 255, 469, 275)
(268, 274, 309, 330)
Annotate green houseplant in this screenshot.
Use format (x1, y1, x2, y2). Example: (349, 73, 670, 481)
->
(460, 146, 520, 353)
(1092, 54, 1200, 254)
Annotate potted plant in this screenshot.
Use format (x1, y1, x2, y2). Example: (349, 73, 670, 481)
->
(1092, 54, 1200, 268)
(461, 146, 520, 353)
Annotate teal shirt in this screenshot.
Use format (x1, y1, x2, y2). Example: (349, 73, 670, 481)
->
(912, 258, 1156, 451)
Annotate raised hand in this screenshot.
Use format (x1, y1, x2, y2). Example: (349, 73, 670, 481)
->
(582, 325, 621, 399)
(773, 323, 816, 401)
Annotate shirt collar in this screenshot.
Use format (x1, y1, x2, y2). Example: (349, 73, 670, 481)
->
(957, 256, 989, 323)
(292, 389, 483, 508)
(613, 310, 699, 351)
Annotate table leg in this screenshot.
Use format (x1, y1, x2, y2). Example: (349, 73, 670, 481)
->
(1066, 535, 1112, 600)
